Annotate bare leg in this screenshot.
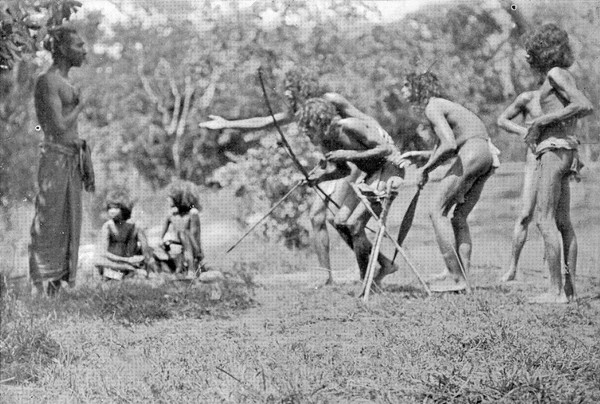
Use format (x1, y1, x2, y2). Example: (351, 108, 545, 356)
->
(556, 175, 577, 301)
(47, 279, 61, 297)
(310, 194, 333, 284)
(428, 139, 493, 292)
(503, 150, 538, 282)
(529, 150, 571, 304)
(452, 168, 493, 277)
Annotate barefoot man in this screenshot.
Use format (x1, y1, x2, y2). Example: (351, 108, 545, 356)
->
(29, 26, 94, 296)
(199, 67, 362, 284)
(497, 90, 542, 282)
(399, 72, 500, 293)
(300, 97, 404, 287)
(522, 24, 593, 303)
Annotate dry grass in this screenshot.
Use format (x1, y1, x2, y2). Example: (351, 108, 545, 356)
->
(1, 163, 600, 403)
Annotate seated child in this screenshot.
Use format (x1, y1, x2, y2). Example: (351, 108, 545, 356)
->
(155, 181, 205, 274)
(94, 188, 154, 280)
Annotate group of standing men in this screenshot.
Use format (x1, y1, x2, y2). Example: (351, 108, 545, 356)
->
(29, 22, 592, 304)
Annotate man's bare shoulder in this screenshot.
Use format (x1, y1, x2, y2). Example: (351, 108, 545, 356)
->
(35, 71, 61, 93)
(547, 67, 576, 87)
(424, 97, 449, 118)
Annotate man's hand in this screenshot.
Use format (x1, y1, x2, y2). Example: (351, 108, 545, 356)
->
(416, 167, 429, 189)
(302, 175, 320, 188)
(199, 115, 229, 130)
(389, 151, 419, 168)
(325, 150, 353, 163)
(73, 86, 82, 105)
(524, 119, 542, 146)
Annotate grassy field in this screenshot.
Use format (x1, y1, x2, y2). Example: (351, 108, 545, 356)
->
(1, 163, 599, 403)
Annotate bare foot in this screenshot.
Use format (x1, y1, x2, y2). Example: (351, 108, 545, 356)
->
(528, 292, 569, 304)
(428, 275, 468, 293)
(373, 262, 398, 285)
(500, 269, 517, 282)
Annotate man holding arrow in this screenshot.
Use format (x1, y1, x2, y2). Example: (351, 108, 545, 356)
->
(299, 97, 405, 287)
(199, 67, 361, 284)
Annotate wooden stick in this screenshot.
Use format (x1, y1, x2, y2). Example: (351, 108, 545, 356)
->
(361, 182, 394, 301)
(350, 183, 432, 296)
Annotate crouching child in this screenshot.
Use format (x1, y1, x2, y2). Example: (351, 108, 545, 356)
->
(155, 181, 206, 275)
(94, 189, 154, 280)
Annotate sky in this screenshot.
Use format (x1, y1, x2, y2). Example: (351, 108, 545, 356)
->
(81, 0, 451, 25)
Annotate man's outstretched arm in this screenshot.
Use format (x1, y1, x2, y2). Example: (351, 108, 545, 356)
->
(199, 111, 292, 131)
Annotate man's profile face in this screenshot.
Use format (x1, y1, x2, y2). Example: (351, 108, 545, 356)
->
(63, 33, 86, 67)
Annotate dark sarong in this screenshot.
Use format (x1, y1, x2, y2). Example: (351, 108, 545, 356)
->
(29, 140, 94, 286)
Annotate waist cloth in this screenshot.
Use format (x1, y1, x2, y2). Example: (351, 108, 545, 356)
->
(535, 137, 584, 181)
(29, 140, 95, 285)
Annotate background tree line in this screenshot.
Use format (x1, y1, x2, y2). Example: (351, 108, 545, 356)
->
(1, 0, 598, 245)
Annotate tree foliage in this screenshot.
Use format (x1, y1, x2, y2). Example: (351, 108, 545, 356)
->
(1, 0, 598, 246)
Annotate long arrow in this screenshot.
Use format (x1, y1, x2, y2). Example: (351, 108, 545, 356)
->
(226, 179, 305, 254)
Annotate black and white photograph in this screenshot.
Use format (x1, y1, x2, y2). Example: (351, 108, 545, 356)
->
(1, 0, 599, 402)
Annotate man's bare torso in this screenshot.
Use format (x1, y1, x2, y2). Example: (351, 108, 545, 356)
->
(428, 98, 489, 147)
(521, 91, 543, 121)
(538, 72, 577, 140)
(34, 69, 80, 143)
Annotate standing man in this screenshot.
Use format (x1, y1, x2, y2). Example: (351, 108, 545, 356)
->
(522, 24, 593, 303)
(29, 26, 94, 296)
(398, 72, 500, 293)
(497, 90, 542, 282)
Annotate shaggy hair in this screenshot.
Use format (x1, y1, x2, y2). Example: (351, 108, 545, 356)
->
(168, 180, 201, 214)
(43, 26, 78, 58)
(297, 97, 337, 141)
(524, 23, 573, 71)
(284, 67, 322, 113)
(404, 71, 443, 107)
(106, 186, 134, 221)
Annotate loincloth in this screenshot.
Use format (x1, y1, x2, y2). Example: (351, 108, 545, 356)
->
(536, 145, 584, 181)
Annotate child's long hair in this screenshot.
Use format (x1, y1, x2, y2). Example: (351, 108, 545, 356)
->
(106, 186, 134, 221)
(168, 180, 201, 214)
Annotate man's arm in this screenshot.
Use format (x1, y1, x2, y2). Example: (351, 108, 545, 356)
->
(307, 161, 352, 184)
(36, 75, 83, 133)
(199, 111, 292, 131)
(421, 100, 457, 174)
(497, 92, 532, 137)
(535, 68, 594, 126)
